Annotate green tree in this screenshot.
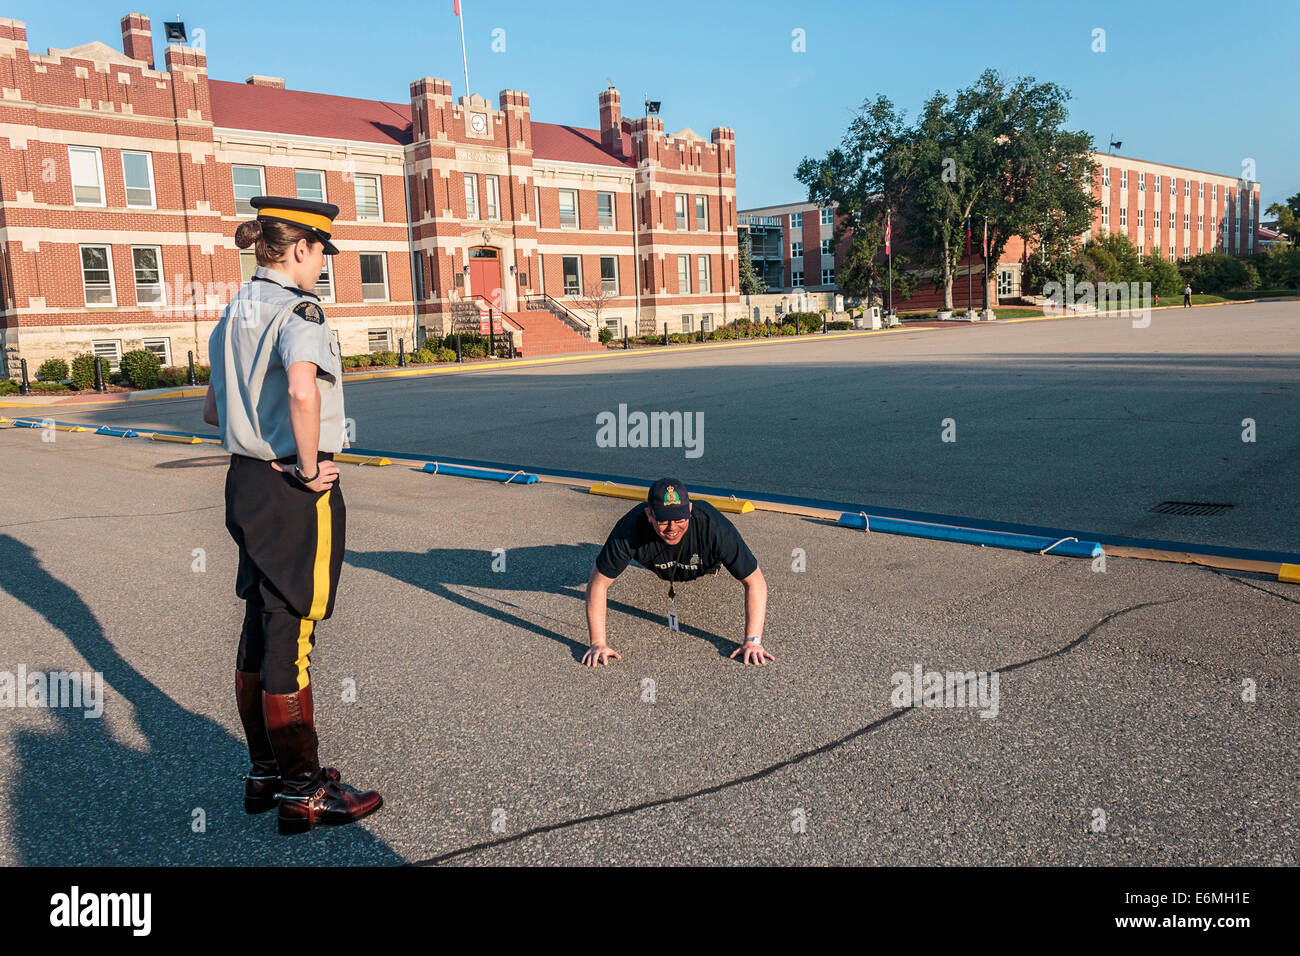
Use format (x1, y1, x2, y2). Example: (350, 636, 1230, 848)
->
(737, 231, 766, 295)
(1264, 191, 1299, 245)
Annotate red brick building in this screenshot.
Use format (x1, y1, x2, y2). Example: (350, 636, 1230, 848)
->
(740, 152, 1262, 310)
(0, 12, 739, 376)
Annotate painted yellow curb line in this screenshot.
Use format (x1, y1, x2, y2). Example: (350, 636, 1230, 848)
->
(1280, 563, 1300, 584)
(589, 481, 755, 514)
(335, 453, 392, 466)
(150, 433, 202, 444)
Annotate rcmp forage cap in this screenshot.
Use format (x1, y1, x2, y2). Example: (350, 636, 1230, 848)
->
(250, 195, 340, 255)
(648, 477, 691, 522)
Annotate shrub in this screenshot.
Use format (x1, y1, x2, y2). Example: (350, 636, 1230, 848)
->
(70, 353, 102, 389)
(410, 348, 436, 365)
(434, 347, 457, 362)
(37, 358, 68, 382)
(0, 379, 18, 395)
(370, 350, 399, 367)
(353, 354, 373, 368)
(195, 364, 210, 384)
(29, 380, 69, 392)
(120, 349, 161, 389)
(598, 326, 614, 344)
(778, 323, 797, 335)
(157, 366, 188, 387)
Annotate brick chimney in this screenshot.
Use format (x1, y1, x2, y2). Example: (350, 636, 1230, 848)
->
(121, 12, 153, 68)
(246, 75, 286, 89)
(599, 87, 625, 159)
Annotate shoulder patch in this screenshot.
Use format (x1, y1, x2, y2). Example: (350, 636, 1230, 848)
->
(292, 301, 325, 324)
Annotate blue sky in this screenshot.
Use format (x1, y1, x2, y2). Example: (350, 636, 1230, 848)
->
(11, 0, 1298, 210)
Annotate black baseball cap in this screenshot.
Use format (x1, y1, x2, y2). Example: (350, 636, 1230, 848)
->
(648, 477, 691, 521)
(250, 195, 340, 255)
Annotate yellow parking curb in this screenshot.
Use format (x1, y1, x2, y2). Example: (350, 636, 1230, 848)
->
(1280, 563, 1300, 584)
(150, 433, 201, 444)
(336, 453, 392, 466)
(589, 481, 755, 514)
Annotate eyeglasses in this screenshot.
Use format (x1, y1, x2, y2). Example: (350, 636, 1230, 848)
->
(653, 518, 689, 529)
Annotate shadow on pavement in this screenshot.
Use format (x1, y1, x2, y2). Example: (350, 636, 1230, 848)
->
(1, 534, 403, 865)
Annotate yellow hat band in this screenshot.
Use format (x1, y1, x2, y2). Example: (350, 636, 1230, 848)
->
(256, 207, 333, 235)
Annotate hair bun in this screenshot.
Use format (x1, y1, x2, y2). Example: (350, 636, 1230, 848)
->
(234, 219, 262, 249)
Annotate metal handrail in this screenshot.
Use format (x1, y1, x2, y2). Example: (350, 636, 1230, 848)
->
(520, 294, 592, 337)
(467, 294, 524, 332)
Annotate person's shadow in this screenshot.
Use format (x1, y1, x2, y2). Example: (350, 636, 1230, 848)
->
(347, 543, 737, 660)
(1, 534, 403, 865)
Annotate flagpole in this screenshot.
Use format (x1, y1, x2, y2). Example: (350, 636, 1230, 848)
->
(457, 1, 470, 96)
(966, 218, 972, 315)
(886, 209, 893, 318)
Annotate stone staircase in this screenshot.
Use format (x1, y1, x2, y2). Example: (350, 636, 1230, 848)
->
(511, 310, 607, 357)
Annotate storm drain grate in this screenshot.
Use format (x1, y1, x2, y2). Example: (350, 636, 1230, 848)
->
(1149, 501, 1235, 517)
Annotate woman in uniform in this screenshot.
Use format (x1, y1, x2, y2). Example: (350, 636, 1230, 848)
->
(202, 195, 382, 835)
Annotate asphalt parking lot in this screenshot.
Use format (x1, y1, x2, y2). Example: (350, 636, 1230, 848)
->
(1, 422, 1295, 865)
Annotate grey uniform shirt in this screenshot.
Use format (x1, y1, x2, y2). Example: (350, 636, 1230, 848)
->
(208, 266, 346, 460)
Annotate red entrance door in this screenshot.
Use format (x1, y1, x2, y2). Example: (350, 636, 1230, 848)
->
(468, 247, 503, 304)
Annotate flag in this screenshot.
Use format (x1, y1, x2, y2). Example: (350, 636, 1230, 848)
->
(965, 219, 971, 255)
(884, 213, 891, 256)
(454, 0, 460, 14)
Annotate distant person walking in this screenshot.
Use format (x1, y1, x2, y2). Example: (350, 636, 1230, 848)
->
(1183, 284, 1193, 308)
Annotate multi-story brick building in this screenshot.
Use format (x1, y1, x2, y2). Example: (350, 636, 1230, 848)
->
(740, 151, 1262, 308)
(0, 12, 739, 376)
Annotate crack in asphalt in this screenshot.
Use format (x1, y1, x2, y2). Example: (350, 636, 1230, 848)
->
(410, 597, 1180, 866)
(0, 504, 224, 530)
(1207, 567, 1300, 606)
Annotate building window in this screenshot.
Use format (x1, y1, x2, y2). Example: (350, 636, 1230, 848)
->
(295, 169, 326, 202)
(80, 245, 115, 305)
(791, 270, 804, 287)
(701, 313, 713, 332)
(122, 151, 155, 208)
(821, 206, 833, 225)
(791, 240, 802, 258)
(1169, 249, 1176, 262)
(597, 191, 615, 230)
(1119, 207, 1127, 227)
(680, 314, 693, 332)
(239, 251, 258, 283)
(675, 193, 688, 230)
(697, 255, 710, 294)
(1169, 211, 1175, 229)
(367, 329, 392, 353)
(1137, 244, 1144, 258)
(1183, 213, 1189, 230)
(316, 258, 334, 302)
(359, 252, 389, 301)
(677, 254, 690, 293)
(413, 254, 423, 301)
(232, 165, 265, 217)
(1137, 209, 1144, 228)
(1101, 206, 1109, 228)
(1120, 169, 1128, 189)
(821, 238, 832, 255)
(533, 186, 541, 224)
(131, 246, 164, 305)
(1198, 214, 1204, 229)
(822, 268, 834, 285)
(696, 195, 708, 231)
(997, 269, 1012, 297)
(1170, 177, 1177, 196)
(485, 175, 500, 221)
(354, 174, 381, 220)
(1212, 184, 1217, 202)
(558, 189, 578, 229)
(142, 337, 171, 366)
(1198, 182, 1204, 200)
(1154, 175, 1161, 191)
(92, 339, 122, 371)
(1102, 167, 1110, 187)
(791, 211, 803, 229)
(600, 255, 617, 294)
(1138, 173, 1145, 192)
(464, 173, 479, 220)
(561, 255, 581, 295)
(70, 146, 105, 205)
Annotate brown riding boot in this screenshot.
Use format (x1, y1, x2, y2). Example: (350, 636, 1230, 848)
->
(262, 683, 382, 836)
(237, 671, 339, 813)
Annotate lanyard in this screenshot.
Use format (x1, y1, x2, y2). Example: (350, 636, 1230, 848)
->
(666, 540, 686, 601)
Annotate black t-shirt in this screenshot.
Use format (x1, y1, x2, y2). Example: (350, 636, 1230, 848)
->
(594, 500, 759, 582)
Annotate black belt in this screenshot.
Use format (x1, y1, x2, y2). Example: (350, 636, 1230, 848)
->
(232, 452, 335, 465)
